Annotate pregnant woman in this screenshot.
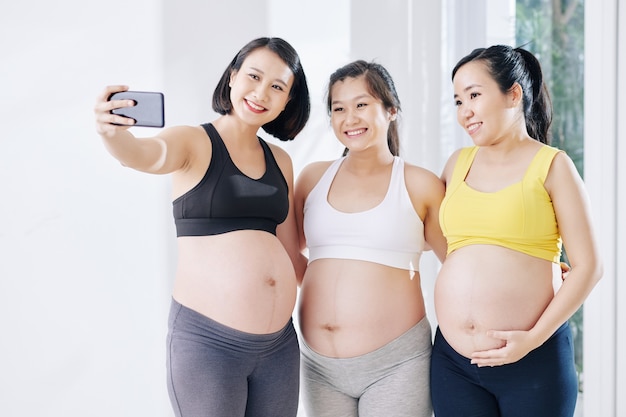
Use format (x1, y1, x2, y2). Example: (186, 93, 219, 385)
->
(431, 44, 602, 417)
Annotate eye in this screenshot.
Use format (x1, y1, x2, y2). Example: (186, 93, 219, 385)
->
(356, 103, 367, 108)
(332, 106, 344, 112)
(272, 84, 285, 92)
(454, 99, 462, 107)
(470, 92, 480, 99)
(248, 73, 260, 81)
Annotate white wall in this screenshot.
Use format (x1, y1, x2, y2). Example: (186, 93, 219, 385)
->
(0, 1, 172, 416)
(617, 2, 626, 412)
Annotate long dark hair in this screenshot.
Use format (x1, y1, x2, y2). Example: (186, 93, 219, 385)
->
(327, 60, 401, 156)
(452, 44, 553, 144)
(213, 37, 311, 141)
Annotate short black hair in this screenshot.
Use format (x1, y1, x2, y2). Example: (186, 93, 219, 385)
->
(212, 37, 311, 141)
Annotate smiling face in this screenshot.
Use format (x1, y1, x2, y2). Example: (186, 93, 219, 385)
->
(228, 47, 294, 127)
(329, 75, 396, 154)
(453, 61, 522, 146)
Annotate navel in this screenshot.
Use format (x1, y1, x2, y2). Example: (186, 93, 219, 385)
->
(321, 323, 339, 332)
(464, 319, 477, 333)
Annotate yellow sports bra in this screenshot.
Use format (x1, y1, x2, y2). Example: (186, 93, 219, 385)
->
(439, 145, 562, 263)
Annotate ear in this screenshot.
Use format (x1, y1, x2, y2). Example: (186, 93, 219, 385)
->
(229, 70, 237, 88)
(388, 107, 398, 121)
(509, 83, 523, 109)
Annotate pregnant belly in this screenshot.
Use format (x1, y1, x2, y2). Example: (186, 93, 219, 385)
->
(434, 245, 556, 358)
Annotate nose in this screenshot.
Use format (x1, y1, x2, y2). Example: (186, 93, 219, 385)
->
(345, 108, 359, 124)
(458, 103, 473, 120)
(254, 83, 270, 102)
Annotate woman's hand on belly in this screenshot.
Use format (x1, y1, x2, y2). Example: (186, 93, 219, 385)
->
(435, 245, 556, 361)
(469, 328, 542, 367)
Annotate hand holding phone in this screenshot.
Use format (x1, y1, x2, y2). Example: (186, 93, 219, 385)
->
(109, 91, 165, 128)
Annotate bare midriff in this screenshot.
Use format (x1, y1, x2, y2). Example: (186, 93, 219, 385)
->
(172, 230, 297, 335)
(435, 244, 559, 358)
(298, 258, 425, 358)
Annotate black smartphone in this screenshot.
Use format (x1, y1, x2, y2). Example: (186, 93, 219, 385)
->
(109, 91, 165, 128)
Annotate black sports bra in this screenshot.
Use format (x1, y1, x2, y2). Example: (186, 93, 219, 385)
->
(172, 123, 289, 236)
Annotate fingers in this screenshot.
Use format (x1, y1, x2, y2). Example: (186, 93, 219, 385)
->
(470, 350, 507, 367)
(470, 330, 534, 367)
(560, 262, 571, 280)
(94, 85, 135, 135)
(486, 330, 507, 340)
(470, 330, 510, 367)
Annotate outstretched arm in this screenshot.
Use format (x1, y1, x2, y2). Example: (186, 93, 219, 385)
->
(94, 85, 194, 175)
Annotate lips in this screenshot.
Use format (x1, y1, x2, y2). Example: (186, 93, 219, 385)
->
(466, 122, 482, 135)
(345, 128, 366, 137)
(245, 99, 267, 113)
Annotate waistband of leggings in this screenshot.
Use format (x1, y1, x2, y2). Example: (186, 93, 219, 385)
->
(301, 316, 432, 365)
(169, 297, 295, 344)
(434, 320, 571, 358)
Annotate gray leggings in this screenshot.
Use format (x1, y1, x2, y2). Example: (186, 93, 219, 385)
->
(300, 317, 433, 417)
(166, 298, 300, 417)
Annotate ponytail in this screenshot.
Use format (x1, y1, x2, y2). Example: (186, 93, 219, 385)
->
(514, 48, 552, 144)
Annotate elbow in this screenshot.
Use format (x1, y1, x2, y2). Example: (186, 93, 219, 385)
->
(578, 257, 604, 291)
(592, 259, 604, 285)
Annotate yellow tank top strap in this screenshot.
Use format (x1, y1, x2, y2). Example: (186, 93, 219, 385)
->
(449, 146, 479, 188)
(527, 145, 563, 182)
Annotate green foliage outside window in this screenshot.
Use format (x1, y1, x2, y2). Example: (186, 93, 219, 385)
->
(516, 0, 585, 392)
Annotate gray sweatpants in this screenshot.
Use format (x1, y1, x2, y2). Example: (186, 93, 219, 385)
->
(166, 298, 300, 417)
(300, 317, 433, 417)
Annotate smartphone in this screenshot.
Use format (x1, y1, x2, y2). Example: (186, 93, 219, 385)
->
(109, 91, 165, 128)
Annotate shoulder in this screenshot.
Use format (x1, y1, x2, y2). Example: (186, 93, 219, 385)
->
(403, 160, 445, 200)
(264, 141, 295, 182)
(301, 160, 334, 175)
(441, 146, 472, 184)
(156, 125, 211, 157)
(544, 147, 582, 191)
(446, 147, 466, 162)
(298, 160, 334, 184)
(155, 124, 212, 172)
(266, 141, 292, 165)
(295, 160, 335, 197)
(403, 160, 441, 183)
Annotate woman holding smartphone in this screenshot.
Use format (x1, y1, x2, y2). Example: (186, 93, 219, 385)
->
(93, 37, 310, 417)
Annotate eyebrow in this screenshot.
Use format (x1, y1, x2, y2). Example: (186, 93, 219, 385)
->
(331, 93, 371, 106)
(249, 66, 290, 88)
(453, 84, 482, 98)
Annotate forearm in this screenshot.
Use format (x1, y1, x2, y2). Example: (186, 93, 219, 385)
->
(100, 130, 167, 173)
(530, 262, 602, 346)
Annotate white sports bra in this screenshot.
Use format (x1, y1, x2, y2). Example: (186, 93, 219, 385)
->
(303, 156, 425, 271)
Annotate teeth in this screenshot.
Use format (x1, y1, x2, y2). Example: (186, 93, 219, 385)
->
(247, 100, 264, 111)
(346, 129, 365, 136)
